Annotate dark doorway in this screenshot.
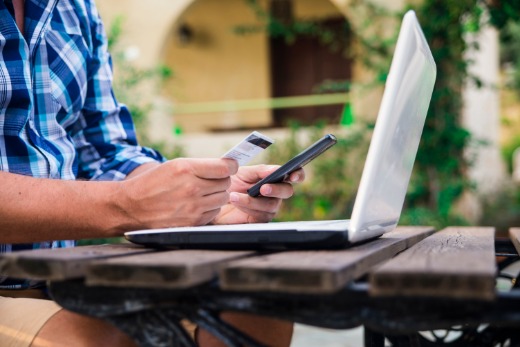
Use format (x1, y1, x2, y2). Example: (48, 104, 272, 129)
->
(270, 17, 353, 127)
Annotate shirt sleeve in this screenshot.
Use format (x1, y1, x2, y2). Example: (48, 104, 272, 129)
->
(72, 0, 165, 181)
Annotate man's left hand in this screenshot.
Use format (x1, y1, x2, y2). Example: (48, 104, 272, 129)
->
(212, 165, 305, 225)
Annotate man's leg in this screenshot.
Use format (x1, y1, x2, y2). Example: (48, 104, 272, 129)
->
(0, 295, 135, 347)
(33, 310, 137, 347)
(197, 312, 294, 347)
(37, 310, 292, 347)
(1, 295, 291, 347)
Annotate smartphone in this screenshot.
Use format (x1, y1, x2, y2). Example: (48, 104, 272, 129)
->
(247, 134, 337, 197)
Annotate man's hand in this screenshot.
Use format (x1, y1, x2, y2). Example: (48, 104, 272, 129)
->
(212, 165, 305, 225)
(120, 158, 238, 229)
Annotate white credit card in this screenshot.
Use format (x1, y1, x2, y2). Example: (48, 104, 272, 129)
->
(222, 131, 274, 166)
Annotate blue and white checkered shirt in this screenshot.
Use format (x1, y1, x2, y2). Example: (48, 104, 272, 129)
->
(0, 0, 164, 288)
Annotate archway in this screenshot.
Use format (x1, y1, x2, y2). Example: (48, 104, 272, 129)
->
(161, 0, 352, 132)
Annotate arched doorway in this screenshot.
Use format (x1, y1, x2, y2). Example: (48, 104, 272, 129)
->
(162, 0, 352, 132)
(268, 0, 353, 126)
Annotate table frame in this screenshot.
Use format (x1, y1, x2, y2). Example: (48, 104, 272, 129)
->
(47, 238, 520, 347)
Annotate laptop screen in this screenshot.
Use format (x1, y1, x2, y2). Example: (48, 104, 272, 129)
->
(348, 11, 436, 243)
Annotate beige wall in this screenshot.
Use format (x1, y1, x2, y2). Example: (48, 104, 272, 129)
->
(162, 0, 271, 132)
(96, 0, 192, 68)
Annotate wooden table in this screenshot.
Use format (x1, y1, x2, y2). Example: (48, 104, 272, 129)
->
(2, 226, 520, 347)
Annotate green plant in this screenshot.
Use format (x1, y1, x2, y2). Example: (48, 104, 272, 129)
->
(234, 0, 352, 48)
(237, 0, 520, 229)
(502, 135, 520, 173)
(407, 1, 520, 226)
(500, 21, 520, 93)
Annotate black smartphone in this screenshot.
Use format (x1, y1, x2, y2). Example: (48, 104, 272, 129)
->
(247, 134, 337, 197)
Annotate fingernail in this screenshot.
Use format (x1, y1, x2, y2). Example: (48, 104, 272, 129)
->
(290, 174, 299, 182)
(262, 185, 272, 195)
(229, 192, 239, 203)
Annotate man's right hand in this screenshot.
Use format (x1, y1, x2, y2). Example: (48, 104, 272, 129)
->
(0, 158, 237, 243)
(119, 158, 238, 229)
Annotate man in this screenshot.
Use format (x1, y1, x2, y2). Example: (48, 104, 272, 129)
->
(0, 0, 300, 346)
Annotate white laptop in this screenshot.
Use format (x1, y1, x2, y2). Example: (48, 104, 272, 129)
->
(125, 11, 437, 249)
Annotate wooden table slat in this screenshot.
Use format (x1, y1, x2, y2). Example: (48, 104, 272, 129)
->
(0, 243, 152, 281)
(370, 227, 496, 300)
(219, 226, 435, 294)
(509, 228, 520, 256)
(86, 250, 255, 289)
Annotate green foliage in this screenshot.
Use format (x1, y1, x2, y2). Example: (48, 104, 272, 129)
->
(238, 0, 520, 229)
(78, 237, 125, 247)
(501, 21, 520, 94)
(399, 207, 470, 231)
(486, 1, 520, 29)
(408, 1, 520, 226)
(234, 0, 352, 48)
(408, 1, 476, 221)
(347, 0, 399, 81)
(502, 135, 520, 173)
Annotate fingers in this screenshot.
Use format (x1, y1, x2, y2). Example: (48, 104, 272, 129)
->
(230, 192, 281, 215)
(199, 208, 222, 225)
(256, 168, 304, 198)
(258, 181, 295, 199)
(169, 158, 239, 179)
(240, 165, 305, 184)
(202, 191, 230, 211)
(235, 165, 278, 183)
(186, 177, 232, 197)
(286, 168, 305, 183)
(221, 164, 305, 224)
(229, 193, 279, 223)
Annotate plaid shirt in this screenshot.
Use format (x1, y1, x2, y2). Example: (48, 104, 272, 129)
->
(0, 0, 164, 288)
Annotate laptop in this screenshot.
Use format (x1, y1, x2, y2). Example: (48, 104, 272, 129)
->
(125, 10, 437, 250)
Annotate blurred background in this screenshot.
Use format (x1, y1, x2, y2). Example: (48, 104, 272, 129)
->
(94, 0, 520, 245)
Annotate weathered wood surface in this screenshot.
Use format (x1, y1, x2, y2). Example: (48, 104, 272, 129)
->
(509, 228, 520, 256)
(219, 227, 435, 294)
(86, 250, 254, 289)
(0, 243, 151, 281)
(370, 227, 496, 300)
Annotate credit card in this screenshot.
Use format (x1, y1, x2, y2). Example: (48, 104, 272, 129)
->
(222, 131, 274, 166)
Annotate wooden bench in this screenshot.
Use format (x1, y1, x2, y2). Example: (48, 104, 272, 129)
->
(1, 226, 519, 347)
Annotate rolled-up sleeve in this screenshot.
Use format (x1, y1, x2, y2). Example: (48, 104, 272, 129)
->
(73, 0, 164, 181)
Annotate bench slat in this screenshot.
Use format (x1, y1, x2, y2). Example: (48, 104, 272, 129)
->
(370, 227, 496, 300)
(0, 243, 151, 281)
(86, 250, 254, 289)
(220, 227, 435, 294)
(509, 228, 520, 256)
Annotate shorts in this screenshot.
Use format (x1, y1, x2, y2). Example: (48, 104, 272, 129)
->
(0, 292, 62, 347)
(0, 290, 197, 346)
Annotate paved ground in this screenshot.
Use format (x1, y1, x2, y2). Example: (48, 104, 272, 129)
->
(290, 325, 364, 347)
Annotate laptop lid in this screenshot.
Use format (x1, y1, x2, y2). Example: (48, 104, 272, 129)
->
(348, 10, 436, 243)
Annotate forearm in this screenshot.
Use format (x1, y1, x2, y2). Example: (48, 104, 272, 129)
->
(0, 171, 132, 244)
(125, 161, 160, 179)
